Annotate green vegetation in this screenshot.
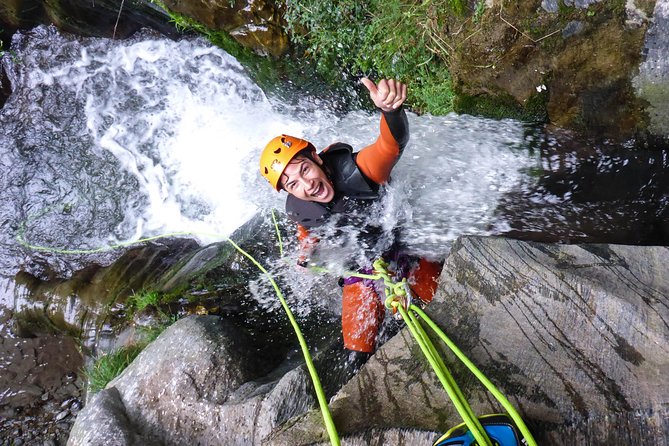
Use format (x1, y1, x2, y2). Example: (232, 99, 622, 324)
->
(454, 90, 549, 123)
(284, 0, 466, 114)
(84, 317, 176, 393)
(125, 288, 189, 319)
(85, 344, 144, 393)
(84, 288, 181, 394)
(127, 289, 162, 312)
(474, 1, 487, 23)
(137, 0, 641, 128)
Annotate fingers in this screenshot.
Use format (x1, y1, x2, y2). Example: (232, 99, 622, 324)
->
(390, 83, 407, 109)
(379, 79, 403, 110)
(361, 78, 407, 111)
(360, 77, 378, 96)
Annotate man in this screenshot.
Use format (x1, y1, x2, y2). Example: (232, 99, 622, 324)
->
(259, 78, 441, 353)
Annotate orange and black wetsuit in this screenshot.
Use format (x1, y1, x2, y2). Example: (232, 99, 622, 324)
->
(285, 107, 440, 353)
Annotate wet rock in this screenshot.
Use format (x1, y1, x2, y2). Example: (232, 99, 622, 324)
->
(0, 335, 83, 442)
(68, 315, 317, 445)
(564, 0, 601, 7)
(1, 0, 287, 57)
(0, 0, 178, 40)
(0, 62, 11, 109)
(67, 387, 153, 446)
(542, 0, 559, 13)
(270, 236, 669, 445)
(12, 237, 200, 348)
(63, 372, 77, 383)
(633, 0, 669, 137)
(562, 20, 585, 38)
(449, 1, 657, 141)
(159, 0, 288, 57)
(69, 399, 82, 413)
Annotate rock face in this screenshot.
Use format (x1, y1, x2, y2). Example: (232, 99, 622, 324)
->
(270, 236, 669, 445)
(0, 0, 178, 40)
(0, 0, 287, 57)
(13, 238, 200, 346)
(634, 0, 669, 137)
(67, 236, 669, 445)
(449, 0, 661, 141)
(160, 0, 288, 57)
(67, 316, 317, 445)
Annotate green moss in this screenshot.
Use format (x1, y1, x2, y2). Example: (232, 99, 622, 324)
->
(84, 316, 177, 394)
(453, 90, 548, 123)
(160, 283, 189, 304)
(126, 289, 161, 312)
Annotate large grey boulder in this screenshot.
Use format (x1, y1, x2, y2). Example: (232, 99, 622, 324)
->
(68, 315, 316, 445)
(270, 236, 669, 445)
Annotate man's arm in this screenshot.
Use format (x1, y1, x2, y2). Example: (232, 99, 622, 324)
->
(355, 78, 409, 185)
(356, 108, 409, 184)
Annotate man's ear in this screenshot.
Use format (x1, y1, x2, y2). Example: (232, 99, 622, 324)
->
(311, 149, 324, 165)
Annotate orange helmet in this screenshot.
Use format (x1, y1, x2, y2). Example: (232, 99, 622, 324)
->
(260, 134, 314, 191)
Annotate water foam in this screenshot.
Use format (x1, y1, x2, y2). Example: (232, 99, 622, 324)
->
(2, 26, 536, 263)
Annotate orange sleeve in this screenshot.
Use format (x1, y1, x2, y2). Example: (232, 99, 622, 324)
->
(355, 109, 409, 184)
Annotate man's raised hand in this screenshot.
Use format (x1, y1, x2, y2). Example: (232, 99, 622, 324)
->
(361, 78, 407, 112)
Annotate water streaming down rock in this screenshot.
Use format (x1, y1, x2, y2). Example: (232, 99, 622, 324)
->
(0, 25, 545, 330)
(1, 22, 668, 359)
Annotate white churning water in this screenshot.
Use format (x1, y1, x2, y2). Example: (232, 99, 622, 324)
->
(1, 26, 537, 263)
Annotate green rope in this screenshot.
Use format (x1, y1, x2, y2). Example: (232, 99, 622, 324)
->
(16, 230, 201, 254)
(406, 309, 484, 439)
(20, 204, 536, 446)
(368, 259, 490, 443)
(374, 259, 537, 446)
(225, 238, 340, 446)
(16, 218, 340, 446)
(410, 305, 538, 446)
(398, 303, 492, 446)
(268, 214, 537, 445)
(271, 209, 284, 258)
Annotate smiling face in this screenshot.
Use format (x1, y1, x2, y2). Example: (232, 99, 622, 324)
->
(280, 153, 335, 203)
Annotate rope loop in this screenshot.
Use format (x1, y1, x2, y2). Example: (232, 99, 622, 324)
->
(372, 258, 412, 315)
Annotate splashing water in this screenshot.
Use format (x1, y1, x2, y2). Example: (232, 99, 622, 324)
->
(2, 27, 293, 252)
(0, 25, 539, 280)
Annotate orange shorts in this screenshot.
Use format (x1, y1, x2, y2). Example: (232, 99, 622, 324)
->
(341, 258, 442, 353)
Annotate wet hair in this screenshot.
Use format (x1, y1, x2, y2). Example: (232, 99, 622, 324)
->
(291, 147, 317, 163)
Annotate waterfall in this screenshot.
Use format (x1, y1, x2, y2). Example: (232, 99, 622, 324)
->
(0, 25, 536, 278)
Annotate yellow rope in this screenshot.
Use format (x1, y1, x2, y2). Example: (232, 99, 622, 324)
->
(373, 260, 492, 446)
(19, 206, 536, 446)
